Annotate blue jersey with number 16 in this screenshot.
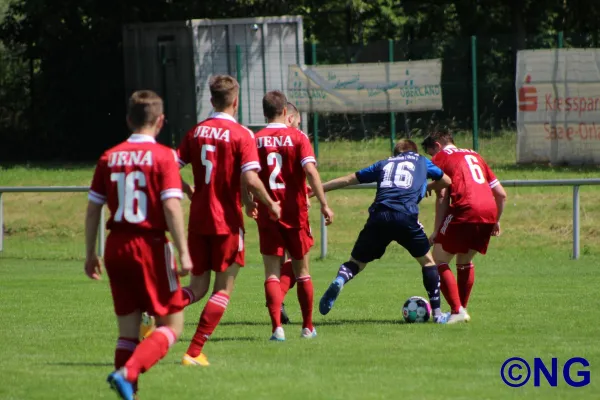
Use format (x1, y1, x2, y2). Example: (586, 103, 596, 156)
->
(355, 152, 443, 215)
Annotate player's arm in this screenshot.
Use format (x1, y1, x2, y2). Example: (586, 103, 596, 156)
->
(427, 173, 451, 192)
(304, 162, 333, 225)
(425, 158, 451, 244)
(181, 178, 194, 200)
(240, 180, 258, 219)
(163, 197, 192, 275)
(313, 172, 360, 194)
(491, 183, 507, 236)
(242, 170, 281, 220)
(485, 162, 507, 236)
(431, 188, 451, 244)
(84, 201, 103, 280)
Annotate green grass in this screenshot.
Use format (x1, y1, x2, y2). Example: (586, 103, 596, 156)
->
(1, 132, 599, 399)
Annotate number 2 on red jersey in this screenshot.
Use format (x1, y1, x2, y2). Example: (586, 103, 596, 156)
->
(267, 153, 285, 190)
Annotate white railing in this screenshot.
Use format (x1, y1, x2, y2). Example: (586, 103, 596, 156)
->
(319, 179, 600, 260)
(1, 179, 599, 260)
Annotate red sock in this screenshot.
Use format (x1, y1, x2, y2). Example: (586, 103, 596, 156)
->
(457, 263, 475, 308)
(265, 278, 283, 332)
(438, 263, 462, 314)
(186, 292, 230, 357)
(181, 287, 197, 307)
(280, 260, 296, 296)
(296, 275, 314, 330)
(124, 327, 177, 382)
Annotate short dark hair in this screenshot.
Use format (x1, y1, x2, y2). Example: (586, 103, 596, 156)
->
(263, 91, 287, 120)
(210, 75, 240, 110)
(127, 90, 163, 130)
(421, 130, 454, 151)
(393, 139, 418, 156)
(286, 101, 298, 116)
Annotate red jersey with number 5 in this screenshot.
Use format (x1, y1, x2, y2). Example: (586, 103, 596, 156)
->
(432, 145, 499, 223)
(88, 134, 184, 233)
(254, 123, 316, 229)
(177, 112, 260, 235)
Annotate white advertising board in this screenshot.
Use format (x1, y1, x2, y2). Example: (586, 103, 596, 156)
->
(516, 49, 600, 164)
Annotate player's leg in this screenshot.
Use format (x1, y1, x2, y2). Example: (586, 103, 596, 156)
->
(398, 216, 445, 324)
(433, 221, 464, 316)
(454, 223, 494, 311)
(107, 312, 143, 400)
(181, 233, 212, 307)
(279, 251, 295, 324)
(258, 223, 286, 339)
(183, 264, 239, 366)
(102, 234, 143, 399)
(456, 249, 478, 310)
(183, 232, 243, 366)
(284, 226, 316, 338)
(320, 217, 386, 315)
(264, 254, 285, 340)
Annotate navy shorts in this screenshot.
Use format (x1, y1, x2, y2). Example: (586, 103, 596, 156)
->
(351, 208, 430, 263)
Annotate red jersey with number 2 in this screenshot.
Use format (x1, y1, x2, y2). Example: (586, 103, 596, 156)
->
(88, 134, 184, 232)
(432, 146, 499, 224)
(254, 124, 316, 229)
(177, 112, 261, 235)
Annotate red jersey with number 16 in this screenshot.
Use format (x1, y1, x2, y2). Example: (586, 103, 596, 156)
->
(254, 123, 316, 229)
(177, 112, 261, 235)
(88, 134, 184, 233)
(432, 146, 499, 224)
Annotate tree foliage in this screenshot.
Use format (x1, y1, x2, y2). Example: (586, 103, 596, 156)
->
(1, 0, 600, 160)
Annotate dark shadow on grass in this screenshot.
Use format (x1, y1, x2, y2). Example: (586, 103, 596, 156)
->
(186, 320, 272, 327)
(0, 162, 95, 170)
(179, 336, 258, 343)
(317, 318, 405, 326)
(48, 362, 113, 367)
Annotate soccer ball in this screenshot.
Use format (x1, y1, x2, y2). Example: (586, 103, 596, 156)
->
(402, 296, 431, 323)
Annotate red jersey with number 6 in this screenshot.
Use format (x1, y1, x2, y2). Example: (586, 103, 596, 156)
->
(177, 112, 261, 235)
(254, 123, 316, 229)
(88, 134, 184, 232)
(432, 145, 499, 224)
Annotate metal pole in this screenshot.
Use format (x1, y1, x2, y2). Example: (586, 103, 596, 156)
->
(471, 35, 479, 151)
(311, 42, 327, 259)
(311, 42, 319, 159)
(572, 185, 580, 260)
(236, 45, 243, 123)
(97, 206, 105, 257)
(0, 193, 3, 252)
(558, 31, 564, 48)
(389, 39, 396, 155)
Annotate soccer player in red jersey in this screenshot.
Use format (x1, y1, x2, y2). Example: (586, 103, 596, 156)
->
(177, 75, 281, 366)
(421, 131, 507, 324)
(247, 91, 333, 340)
(85, 90, 192, 400)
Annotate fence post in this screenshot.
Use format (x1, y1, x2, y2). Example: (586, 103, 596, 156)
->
(558, 31, 564, 48)
(471, 35, 479, 151)
(572, 185, 580, 260)
(389, 39, 396, 154)
(236, 45, 243, 123)
(311, 42, 327, 259)
(0, 193, 3, 252)
(97, 206, 105, 257)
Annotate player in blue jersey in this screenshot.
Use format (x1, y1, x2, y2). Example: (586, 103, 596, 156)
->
(311, 140, 452, 323)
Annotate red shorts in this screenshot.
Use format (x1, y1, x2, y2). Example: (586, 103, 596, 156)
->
(258, 222, 313, 260)
(436, 217, 495, 255)
(188, 229, 245, 275)
(104, 232, 184, 317)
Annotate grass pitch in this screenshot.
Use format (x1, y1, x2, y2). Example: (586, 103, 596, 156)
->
(1, 133, 598, 399)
